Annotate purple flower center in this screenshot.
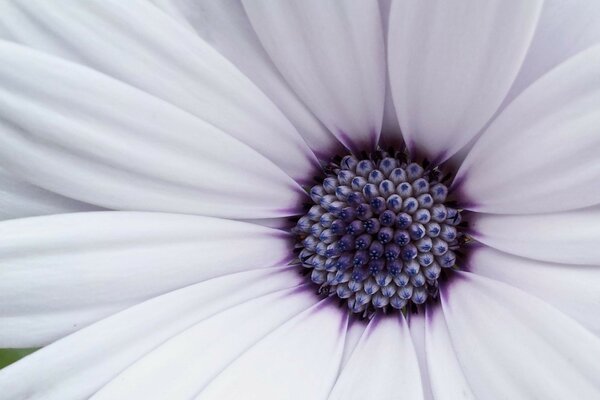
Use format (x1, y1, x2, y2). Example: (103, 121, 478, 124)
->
(294, 150, 465, 318)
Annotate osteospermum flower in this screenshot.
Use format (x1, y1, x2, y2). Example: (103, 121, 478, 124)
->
(1, 0, 600, 398)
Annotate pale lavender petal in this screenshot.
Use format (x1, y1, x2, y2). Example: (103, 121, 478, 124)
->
(0, 267, 305, 400)
(442, 272, 600, 399)
(470, 207, 600, 266)
(0, 0, 319, 182)
(196, 299, 348, 399)
(329, 314, 423, 400)
(0, 212, 294, 346)
(456, 45, 600, 214)
(147, 0, 342, 158)
(467, 245, 600, 334)
(243, 0, 386, 152)
(388, 0, 542, 163)
(91, 286, 319, 399)
(0, 42, 303, 219)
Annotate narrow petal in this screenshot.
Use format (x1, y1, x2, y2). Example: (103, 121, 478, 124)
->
(329, 315, 423, 400)
(442, 272, 600, 399)
(0, 41, 303, 219)
(0, 267, 305, 400)
(467, 245, 600, 334)
(388, 0, 542, 162)
(407, 313, 434, 400)
(338, 319, 367, 369)
(425, 307, 475, 400)
(456, 45, 600, 214)
(378, 0, 403, 147)
(471, 208, 600, 266)
(0, 0, 319, 181)
(504, 0, 600, 107)
(242, 0, 386, 152)
(196, 299, 348, 400)
(147, 0, 342, 157)
(0, 212, 293, 346)
(0, 167, 99, 220)
(91, 286, 317, 399)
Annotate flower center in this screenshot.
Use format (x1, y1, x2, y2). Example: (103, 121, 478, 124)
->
(293, 150, 465, 318)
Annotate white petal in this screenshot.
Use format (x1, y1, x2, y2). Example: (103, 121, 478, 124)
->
(504, 0, 600, 107)
(467, 245, 600, 334)
(147, 0, 342, 157)
(0, 267, 305, 400)
(0, 212, 293, 346)
(0, 0, 318, 182)
(424, 307, 475, 400)
(407, 313, 434, 400)
(329, 315, 423, 400)
(92, 286, 318, 399)
(242, 0, 386, 152)
(471, 207, 600, 266)
(339, 319, 367, 369)
(0, 166, 99, 219)
(0, 41, 303, 219)
(378, 0, 403, 148)
(456, 45, 600, 214)
(197, 299, 348, 400)
(388, 0, 542, 162)
(442, 272, 600, 399)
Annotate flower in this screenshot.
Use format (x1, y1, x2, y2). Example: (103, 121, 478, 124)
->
(0, 0, 600, 399)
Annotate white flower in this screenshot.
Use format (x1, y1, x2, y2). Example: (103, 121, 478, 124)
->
(0, 0, 600, 399)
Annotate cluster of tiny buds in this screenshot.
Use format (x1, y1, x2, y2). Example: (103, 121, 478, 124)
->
(293, 150, 465, 318)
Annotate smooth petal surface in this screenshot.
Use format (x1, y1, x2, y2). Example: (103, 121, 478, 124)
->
(0, 268, 305, 400)
(329, 315, 423, 400)
(338, 319, 367, 369)
(378, 0, 403, 147)
(0, 41, 303, 219)
(388, 0, 542, 162)
(0, 167, 100, 219)
(243, 0, 386, 152)
(0, 0, 318, 181)
(425, 308, 475, 400)
(197, 299, 348, 400)
(457, 45, 600, 214)
(467, 245, 600, 334)
(148, 0, 341, 157)
(471, 208, 600, 266)
(0, 212, 292, 346)
(442, 272, 600, 399)
(504, 0, 600, 106)
(92, 287, 317, 399)
(407, 313, 434, 400)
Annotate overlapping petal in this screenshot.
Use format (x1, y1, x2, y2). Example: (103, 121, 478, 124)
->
(407, 314, 435, 400)
(0, 0, 318, 182)
(425, 308, 475, 400)
(196, 299, 348, 400)
(467, 245, 600, 335)
(329, 315, 423, 400)
(471, 208, 600, 266)
(0, 267, 306, 399)
(504, 0, 600, 106)
(147, 0, 342, 157)
(388, 0, 542, 163)
(92, 287, 318, 399)
(0, 41, 304, 219)
(442, 272, 600, 399)
(242, 0, 386, 152)
(0, 212, 293, 346)
(0, 167, 99, 220)
(457, 45, 600, 214)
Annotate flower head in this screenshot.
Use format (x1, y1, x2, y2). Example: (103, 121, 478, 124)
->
(0, 1, 600, 399)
